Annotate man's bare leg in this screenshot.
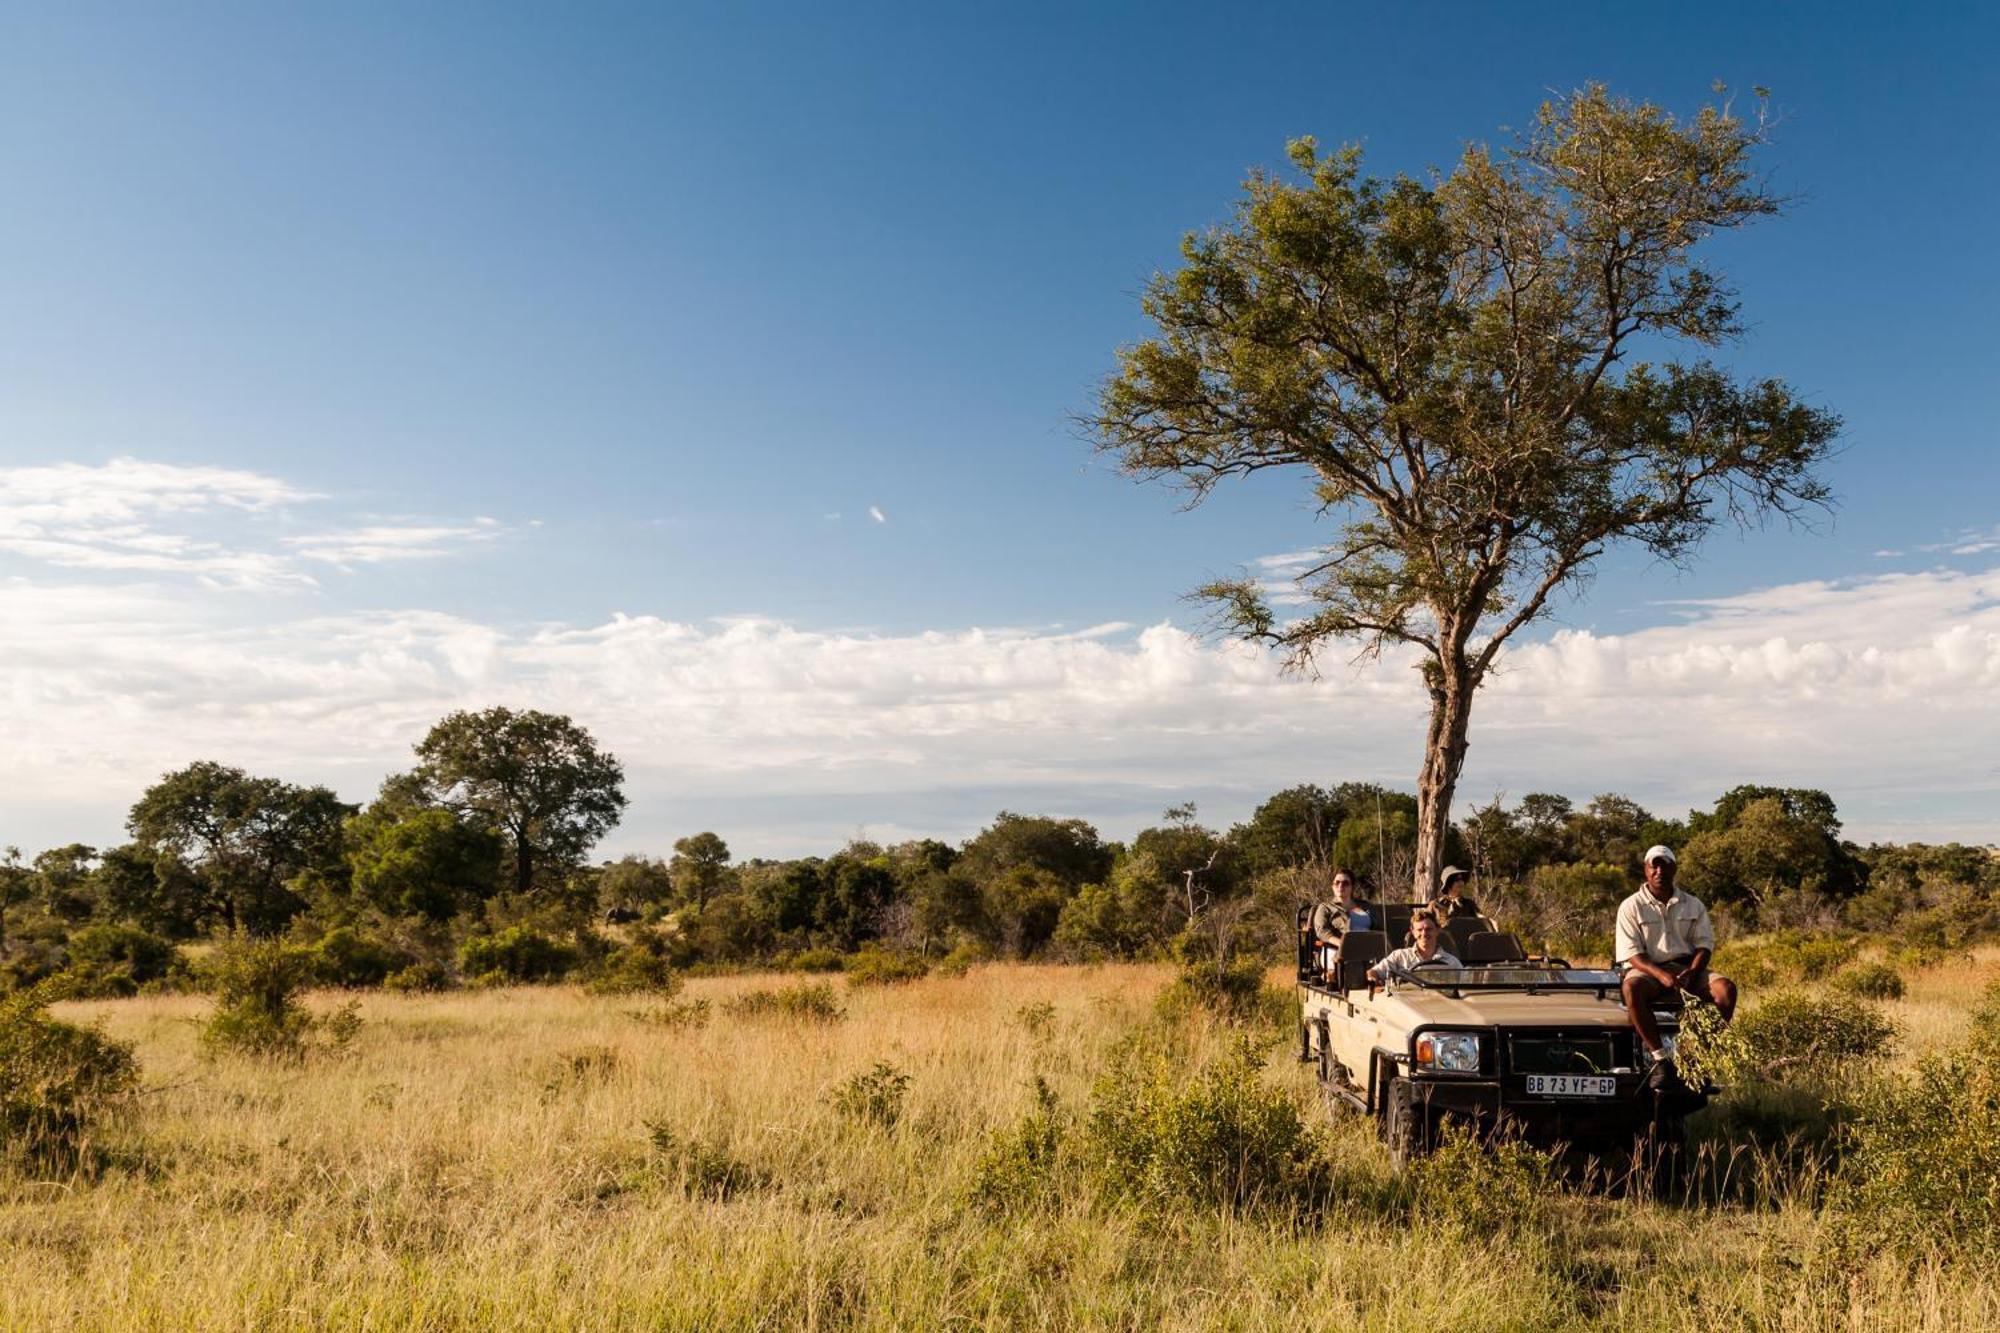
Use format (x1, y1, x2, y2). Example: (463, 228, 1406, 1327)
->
(1623, 972, 1668, 1055)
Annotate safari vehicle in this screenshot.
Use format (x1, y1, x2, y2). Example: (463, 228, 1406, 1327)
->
(1296, 903, 1699, 1169)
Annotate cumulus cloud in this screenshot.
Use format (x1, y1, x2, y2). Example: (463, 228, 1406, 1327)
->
(3, 564, 1997, 856)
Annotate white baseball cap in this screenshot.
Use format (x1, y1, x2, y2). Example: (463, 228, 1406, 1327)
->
(1643, 845, 1677, 866)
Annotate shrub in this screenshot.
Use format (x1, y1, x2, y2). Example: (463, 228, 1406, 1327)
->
(1680, 990, 1895, 1088)
(66, 924, 180, 989)
(1084, 1037, 1324, 1212)
(830, 1061, 911, 1127)
(1155, 954, 1287, 1026)
(1016, 1001, 1058, 1037)
(0, 978, 139, 1171)
(1831, 961, 1905, 1001)
(1411, 1123, 1562, 1238)
(199, 938, 322, 1060)
(627, 999, 712, 1030)
(644, 1121, 770, 1199)
(933, 939, 991, 977)
(787, 948, 845, 973)
(968, 1076, 1071, 1212)
(723, 982, 844, 1022)
(310, 927, 414, 988)
(458, 927, 577, 984)
(382, 960, 457, 993)
(587, 930, 683, 996)
(844, 948, 930, 987)
(1832, 986, 2000, 1259)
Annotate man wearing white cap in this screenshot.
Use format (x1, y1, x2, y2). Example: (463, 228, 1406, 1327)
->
(1616, 845, 1737, 1084)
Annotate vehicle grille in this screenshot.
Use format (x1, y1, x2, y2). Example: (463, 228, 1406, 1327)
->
(1506, 1031, 1630, 1076)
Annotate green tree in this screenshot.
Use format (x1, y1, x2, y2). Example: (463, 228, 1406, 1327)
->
(956, 813, 1113, 894)
(127, 762, 352, 935)
(668, 832, 731, 911)
(1681, 788, 1863, 909)
(346, 806, 504, 923)
(1091, 86, 1840, 894)
(598, 854, 675, 914)
(1226, 784, 1341, 880)
(413, 707, 626, 896)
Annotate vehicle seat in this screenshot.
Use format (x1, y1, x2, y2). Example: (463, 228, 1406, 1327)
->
(1441, 917, 1482, 954)
(1462, 931, 1527, 964)
(1336, 930, 1388, 991)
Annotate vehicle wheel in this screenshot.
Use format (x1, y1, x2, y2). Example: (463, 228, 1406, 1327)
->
(1382, 1076, 1430, 1171)
(1316, 1022, 1335, 1085)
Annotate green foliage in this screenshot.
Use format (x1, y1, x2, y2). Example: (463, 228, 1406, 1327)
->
(1410, 1124, 1562, 1238)
(1681, 790, 1864, 909)
(1831, 984, 2000, 1261)
(198, 938, 323, 1059)
(1016, 1001, 1058, 1037)
(1680, 990, 1895, 1088)
(414, 706, 626, 896)
(967, 1076, 1071, 1213)
(1713, 930, 1855, 988)
(381, 960, 457, 993)
(627, 999, 711, 1030)
(786, 948, 845, 973)
(1831, 962, 1905, 1001)
(346, 806, 504, 922)
(1084, 1038, 1324, 1212)
(722, 982, 844, 1022)
(843, 947, 929, 987)
(458, 927, 578, 984)
(63, 923, 182, 996)
(309, 926, 414, 988)
(127, 761, 353, 936)
(668, 832, 731, 911)
(643, 1121, 770, 1199)
(585, 929, 681, 996)
(0, 977, 139, 1171)
(829, 1061, 912, 1127)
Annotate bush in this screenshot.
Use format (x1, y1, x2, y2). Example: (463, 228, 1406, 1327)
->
(722, 982, 844, 1022)
(310, 927, 414, 988)
(587, 929, 682, 996)
(1411, 1123, 1562, 1237)
(382, 960, 457, 993)
(968, 1076, 1070, 1212)
(1155, 955, 1288, 1026)
(1831, 961, 1905, 1001)
(199, 938, 323, 1060)
(458, 927, 577, 985)
(628, 999, 712, 1030)
(844, 948, 930, 987)
(1680, 990, 1895, 1088)
(787, 948, 845, 973)
(0, 978, 139, 1171)
(644, 1121, 770, 1199)
(1085, 1037, 1324, 1212)
(66, 924, 180, 991)
(933, 939, 991, 977)
(1832, 985, 2000, 1259)
(829, 1061, 912, 1127)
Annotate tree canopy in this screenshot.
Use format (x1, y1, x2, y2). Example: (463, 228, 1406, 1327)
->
(1092, 86, 1840, 893)
(413, 707, 626, 896)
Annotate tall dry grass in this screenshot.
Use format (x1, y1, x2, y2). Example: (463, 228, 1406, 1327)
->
(0, 961, 1995, 1330)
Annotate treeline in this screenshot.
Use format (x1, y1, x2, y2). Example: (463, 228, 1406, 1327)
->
(2, 706, 1996, 994)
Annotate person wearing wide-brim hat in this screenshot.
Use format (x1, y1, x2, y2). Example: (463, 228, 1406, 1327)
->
(1431, 865, 1481, 919)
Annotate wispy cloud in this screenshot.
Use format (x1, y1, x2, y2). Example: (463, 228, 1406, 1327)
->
(868, 505, 887, 524)
(4, 564, 1997, 854)
(0, 459, 507, 589)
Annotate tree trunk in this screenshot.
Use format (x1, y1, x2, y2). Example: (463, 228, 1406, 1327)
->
(514, 832, 534, 896)
(1413, 663, 1476, 900)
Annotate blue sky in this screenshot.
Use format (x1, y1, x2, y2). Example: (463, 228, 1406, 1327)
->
(2, 4, 1996, 856)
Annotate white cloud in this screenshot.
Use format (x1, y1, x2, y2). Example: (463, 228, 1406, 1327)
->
(868, 505, 887, 524)
(3, 565, 1997, 856)
(0, 459, 506, 588)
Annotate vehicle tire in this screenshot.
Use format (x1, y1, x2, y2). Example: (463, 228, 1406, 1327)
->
(1382, 1076, 1429, 1171)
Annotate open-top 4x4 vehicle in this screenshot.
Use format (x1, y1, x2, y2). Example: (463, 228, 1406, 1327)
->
(1296, 903, 1702, 1171)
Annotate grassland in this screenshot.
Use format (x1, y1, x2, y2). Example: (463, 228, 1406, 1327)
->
(4, 959, 1999, 1331)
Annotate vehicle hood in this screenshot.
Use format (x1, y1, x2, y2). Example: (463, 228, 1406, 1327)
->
(1372, 986, 1632, 1028)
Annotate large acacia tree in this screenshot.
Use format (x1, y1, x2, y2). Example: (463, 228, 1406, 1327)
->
(1093, 87, 1840, 894)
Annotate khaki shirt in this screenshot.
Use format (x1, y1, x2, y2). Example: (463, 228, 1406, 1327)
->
(1615, 888, 1714, 966)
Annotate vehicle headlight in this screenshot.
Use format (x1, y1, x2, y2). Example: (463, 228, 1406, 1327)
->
(1415, 1032, 1481, 1073)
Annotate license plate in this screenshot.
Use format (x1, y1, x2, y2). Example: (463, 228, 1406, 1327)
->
(1524, 1074, 1615, 1098)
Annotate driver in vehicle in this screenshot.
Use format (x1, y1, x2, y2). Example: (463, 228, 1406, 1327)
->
(1616, 845, 1738, 1086)
(1368, 909, 1461, 983)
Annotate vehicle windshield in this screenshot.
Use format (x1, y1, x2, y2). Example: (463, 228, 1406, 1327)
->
(1390, 966, 1622, 990)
